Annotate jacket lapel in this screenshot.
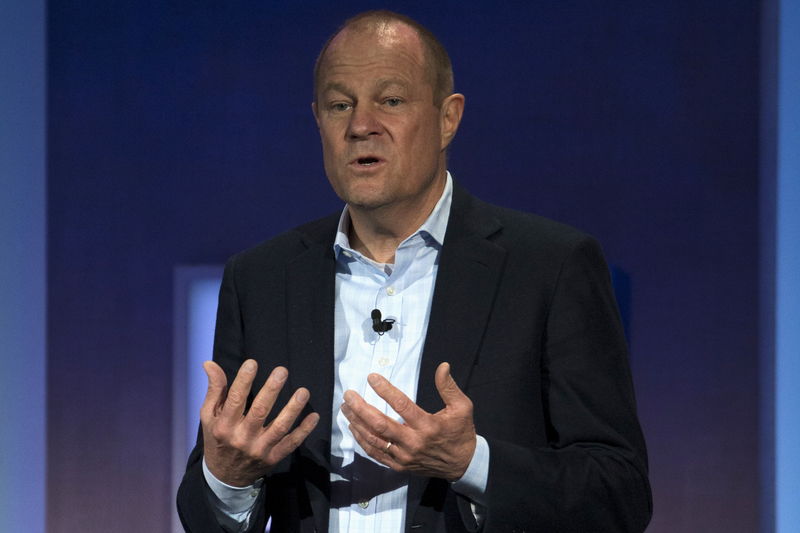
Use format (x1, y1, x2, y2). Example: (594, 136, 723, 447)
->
(286, 221, 338, 531)
(407, 186, 506, 527)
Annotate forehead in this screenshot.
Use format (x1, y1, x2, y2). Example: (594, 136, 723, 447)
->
(318, 22, 430, 89)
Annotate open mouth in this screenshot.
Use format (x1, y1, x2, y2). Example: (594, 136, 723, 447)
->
(357, 157, 381, 166)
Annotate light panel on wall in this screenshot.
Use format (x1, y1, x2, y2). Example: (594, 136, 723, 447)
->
(172, 266, 223, 533)
(776, 1, 800, 530)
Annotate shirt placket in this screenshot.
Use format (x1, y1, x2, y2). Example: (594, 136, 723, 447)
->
(348, 262, 401, 526)
(345, 239, 430, 531)
(365, 286, 400, 458)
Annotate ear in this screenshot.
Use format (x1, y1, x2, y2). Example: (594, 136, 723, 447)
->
(439, 93, 465, 151)
(311, 101, 320, 128)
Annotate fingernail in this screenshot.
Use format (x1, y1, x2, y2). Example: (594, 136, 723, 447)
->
(343, 390, 355, 404)
(273, 367, 288, 382)
(367, 374, 381, 386)
(295, 389, 309, 402)
(243, 360, 256, 373)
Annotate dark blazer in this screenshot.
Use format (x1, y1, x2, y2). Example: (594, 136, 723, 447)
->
(178, 183, 652, 532)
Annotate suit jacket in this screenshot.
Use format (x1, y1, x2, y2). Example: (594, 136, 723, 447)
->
(177, 183, 652, 532)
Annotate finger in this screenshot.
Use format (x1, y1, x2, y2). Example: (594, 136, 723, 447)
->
(261, 387, 313, 446)
(245, 366, 288, 427)
(342, 390, 405, 443)
(220, 359, 258, 419)
(340, 397, 369, 427)
(200, 361, 228, 422)
(348, 417, 391, 454)
(264, 411, 320, 466)
(434, 362, 470, 409)
(350, 423, 403, 471)
(366, 373, 428, 428)
(341, 399, 403, 450)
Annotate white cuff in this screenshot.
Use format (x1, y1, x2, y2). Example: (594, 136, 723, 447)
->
(451, 434, 489, 506)
(202, 457, 263, 515)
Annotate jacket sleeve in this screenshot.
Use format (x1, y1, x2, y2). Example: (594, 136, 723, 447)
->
(176, 257, 271, 533)
(481, 236, 652, 532)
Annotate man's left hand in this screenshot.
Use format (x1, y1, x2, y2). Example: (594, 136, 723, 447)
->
(341, 362, 476, 481)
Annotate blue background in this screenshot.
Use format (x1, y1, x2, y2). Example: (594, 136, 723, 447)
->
(2, 1, 797, 531)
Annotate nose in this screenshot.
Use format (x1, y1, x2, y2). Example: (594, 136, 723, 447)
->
(347, 105, 382, 140)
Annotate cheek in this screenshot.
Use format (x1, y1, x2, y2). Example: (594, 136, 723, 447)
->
(320, 140, 346, 173)
(408, 122, 441, 162)
(319, 123, 345, 153)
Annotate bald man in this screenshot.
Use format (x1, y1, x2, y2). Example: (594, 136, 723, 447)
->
(178, 10, 652, 533)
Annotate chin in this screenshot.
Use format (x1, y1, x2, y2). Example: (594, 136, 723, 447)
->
(336, 182, 391, 209)
(343, 194, 390, 211)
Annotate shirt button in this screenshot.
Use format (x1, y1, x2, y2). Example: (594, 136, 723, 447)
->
(378, 357, 390, 367)
(342, 250, 352, 258)
(358, 499, 370, 509)
(386, 286, 396, 295)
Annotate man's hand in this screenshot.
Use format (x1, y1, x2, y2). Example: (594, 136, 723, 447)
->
(200, 359, 319, 487)
(341, 362, 476, 481)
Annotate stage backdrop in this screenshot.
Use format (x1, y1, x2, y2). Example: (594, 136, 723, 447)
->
(47, 1, 765, 531)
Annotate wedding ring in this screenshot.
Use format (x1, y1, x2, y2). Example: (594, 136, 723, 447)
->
(384, 441, 393, 452)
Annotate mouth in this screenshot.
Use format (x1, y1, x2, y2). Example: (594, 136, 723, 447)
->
(350, 156, 385, 168)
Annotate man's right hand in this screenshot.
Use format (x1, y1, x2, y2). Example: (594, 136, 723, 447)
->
(200, 359, 320, 487)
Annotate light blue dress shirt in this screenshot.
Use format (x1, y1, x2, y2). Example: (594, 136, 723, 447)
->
(204, 173, 489, 532)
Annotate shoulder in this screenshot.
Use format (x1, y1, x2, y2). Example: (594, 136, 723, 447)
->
(224, 212, 340, 275)
(489, 202, 589, 246)
(450, 183, 599, 259)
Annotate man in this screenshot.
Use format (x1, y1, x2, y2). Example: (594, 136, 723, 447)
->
(178, 10, 652, 533)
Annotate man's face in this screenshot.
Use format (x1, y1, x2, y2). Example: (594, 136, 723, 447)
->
(313, 23, 455, 214)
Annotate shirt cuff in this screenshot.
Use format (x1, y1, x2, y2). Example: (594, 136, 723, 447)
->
(451, 434, 489, 506)
(202, 457, 263, 514)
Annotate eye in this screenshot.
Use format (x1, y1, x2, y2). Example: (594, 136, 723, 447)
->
(383, 97, 403, 107)
(330, 102, 352, 112)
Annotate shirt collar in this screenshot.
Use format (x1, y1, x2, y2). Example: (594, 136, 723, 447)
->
(333, 171, 454, 259)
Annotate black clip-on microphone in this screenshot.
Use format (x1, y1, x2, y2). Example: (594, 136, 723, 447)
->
(371, 309, 395, 335)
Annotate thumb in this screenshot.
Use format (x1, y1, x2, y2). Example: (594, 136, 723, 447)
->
(434, 362, 467, 407)
(200, 360, 228, 421)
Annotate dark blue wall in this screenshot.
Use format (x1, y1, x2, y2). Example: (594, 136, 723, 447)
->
(47, 2, 762, 531)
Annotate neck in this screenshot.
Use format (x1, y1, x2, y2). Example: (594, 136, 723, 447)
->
(347, 172, 446, 264)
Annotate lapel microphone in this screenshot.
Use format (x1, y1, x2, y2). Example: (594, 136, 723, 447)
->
(371, 309, 395, 335)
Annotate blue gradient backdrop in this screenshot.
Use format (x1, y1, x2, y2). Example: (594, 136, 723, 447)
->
(0, 0, 786, 531)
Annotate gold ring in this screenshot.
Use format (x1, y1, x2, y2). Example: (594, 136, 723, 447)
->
(384, 441, 393, 452)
